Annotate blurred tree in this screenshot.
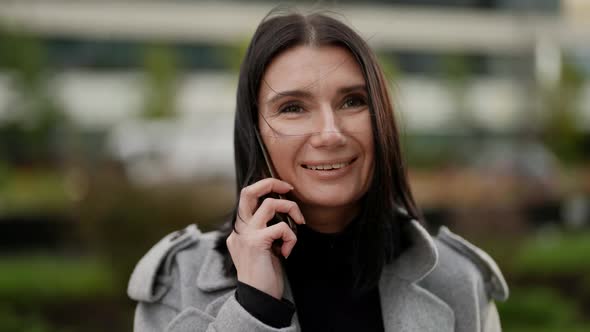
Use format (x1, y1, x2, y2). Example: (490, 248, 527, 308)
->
(224, 38, 250, 74)
(377, 52, 401, 87)
(441, 54, 475, 130)
(542, 57, 586, 164)
(140, 44, 179, 119)
(0, 28, 69, 166)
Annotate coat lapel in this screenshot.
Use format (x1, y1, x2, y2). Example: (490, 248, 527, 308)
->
(379, 220, 455, 332)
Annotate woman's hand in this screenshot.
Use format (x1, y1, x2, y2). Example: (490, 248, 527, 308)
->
(226, 178, 306, 300)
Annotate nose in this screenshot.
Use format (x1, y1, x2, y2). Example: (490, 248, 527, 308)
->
(308, 106, 347, 148)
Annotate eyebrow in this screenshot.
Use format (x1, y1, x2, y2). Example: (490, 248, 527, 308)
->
(338, 84, 367, 95)
(266, 89, 313, 105)
(265, 84, 367, 105)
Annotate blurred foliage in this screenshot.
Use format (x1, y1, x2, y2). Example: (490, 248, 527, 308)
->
(77, 163, 234, 290)
(0, 28, 46, 82)
(0, 28, 70, 165)
(0, 168, 71, 216)
(441, 53, 472, 86)
(0, 254, 128, 332)
(510, 230, 590, 276)
(403, 133, 464, 169)
(487, 229, 590, 332)
(499, 287, 587, 332)
(378, 53, 401, 85)
(0, 164, 235, 331)
(224, 38, 250, 73)
(0, 306, 56, 332)
(542, 57, 586, 164)
(0, 256, 115, 302)
(499, 287, 577, 328)
(141, 44, 179, 119)
(441, 54, 475, 129)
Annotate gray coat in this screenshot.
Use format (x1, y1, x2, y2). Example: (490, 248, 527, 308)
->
(128, 220, 509, 332)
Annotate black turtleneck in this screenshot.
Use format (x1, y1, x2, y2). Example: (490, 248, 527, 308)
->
(235, 219, 385, 332)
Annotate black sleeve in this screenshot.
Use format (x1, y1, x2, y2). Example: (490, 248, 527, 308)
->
(235, 281, 296, 328)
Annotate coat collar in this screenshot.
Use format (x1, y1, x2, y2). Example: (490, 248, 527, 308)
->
(386, 219, 438, 282)
(196, 221, 454, 331)
(196, 241, 237, 292)
(378, 220, 454, 331)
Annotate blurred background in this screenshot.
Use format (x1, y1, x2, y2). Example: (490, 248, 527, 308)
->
(0, 0, 589, 331)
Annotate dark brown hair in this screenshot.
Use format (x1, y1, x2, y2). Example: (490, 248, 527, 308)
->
(215, 9, 421, 292)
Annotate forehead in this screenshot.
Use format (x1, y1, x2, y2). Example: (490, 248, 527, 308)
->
(259, 45, 365, 99)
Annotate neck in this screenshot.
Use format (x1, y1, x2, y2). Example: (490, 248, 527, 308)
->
(299, 203, 361, 233)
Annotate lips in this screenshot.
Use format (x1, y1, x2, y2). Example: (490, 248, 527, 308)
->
(301, 158, 356, 171)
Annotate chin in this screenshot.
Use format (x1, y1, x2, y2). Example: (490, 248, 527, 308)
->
(296, 190, 361, 209)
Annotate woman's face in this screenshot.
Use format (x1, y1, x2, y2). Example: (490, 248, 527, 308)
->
(257, 45, 374, 210)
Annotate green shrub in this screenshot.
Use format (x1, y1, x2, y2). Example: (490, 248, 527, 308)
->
(511, 231, 590, 277)
(498, 287, 583, 329)
(0, 255, 115, 303)
(0, 306, 56, 332)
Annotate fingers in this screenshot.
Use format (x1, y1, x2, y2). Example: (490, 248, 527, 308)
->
(261, 222, 298, 258)
(227, 219, 298, 258)
(234, 211, 249, 232)
(238, 178, 294, 219)
(233, 178, 303, 251)
(250, 198, 305, 229)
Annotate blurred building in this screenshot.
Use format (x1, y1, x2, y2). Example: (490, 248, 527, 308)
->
(0, 0, 588, 184)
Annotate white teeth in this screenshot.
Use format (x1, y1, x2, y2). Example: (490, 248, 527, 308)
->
(304, 161, 351, 170)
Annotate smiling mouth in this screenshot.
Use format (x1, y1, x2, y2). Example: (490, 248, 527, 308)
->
(301, 158, 356, 171)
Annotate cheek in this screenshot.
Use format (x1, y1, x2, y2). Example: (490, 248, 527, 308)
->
(264, 139, 298, 179)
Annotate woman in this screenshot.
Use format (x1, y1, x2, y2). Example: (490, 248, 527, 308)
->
(128, 10, 509, 332)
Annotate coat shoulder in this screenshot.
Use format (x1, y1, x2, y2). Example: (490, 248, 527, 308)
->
(127, 224, 221, 303)
(431, 226, 509, 302)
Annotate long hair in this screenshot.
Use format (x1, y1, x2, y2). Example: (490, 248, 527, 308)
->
(215, 10, 421, 292)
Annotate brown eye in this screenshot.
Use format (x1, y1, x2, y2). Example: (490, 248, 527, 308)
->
(279, 104, 304, 114)
(342, 95, 367, 109)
